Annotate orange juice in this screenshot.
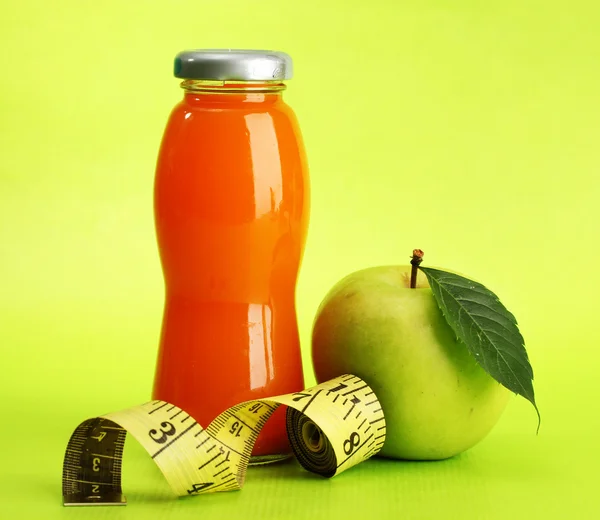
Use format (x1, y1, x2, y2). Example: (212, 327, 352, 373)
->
(152, 50, 309, 461)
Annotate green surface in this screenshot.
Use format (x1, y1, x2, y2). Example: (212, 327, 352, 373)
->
(1, 0, 599, 518)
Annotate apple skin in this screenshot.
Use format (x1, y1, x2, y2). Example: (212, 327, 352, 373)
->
(311, 265, 511, 460)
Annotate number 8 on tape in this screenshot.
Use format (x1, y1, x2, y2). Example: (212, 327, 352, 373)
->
(62, 374, 386, 506)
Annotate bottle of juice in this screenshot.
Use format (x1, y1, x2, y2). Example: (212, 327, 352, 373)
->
(152, 50, 310, 463)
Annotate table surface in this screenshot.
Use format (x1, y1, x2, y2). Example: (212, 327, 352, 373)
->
(2, 391, 597, 520)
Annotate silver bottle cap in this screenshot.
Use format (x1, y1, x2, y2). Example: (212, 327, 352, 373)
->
(174, 49, 293, 81)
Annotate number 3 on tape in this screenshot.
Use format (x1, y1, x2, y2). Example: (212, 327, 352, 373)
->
(62, 374, 386, 506)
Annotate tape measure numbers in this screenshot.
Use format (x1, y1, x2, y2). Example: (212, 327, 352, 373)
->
(62, 374, 386, 506)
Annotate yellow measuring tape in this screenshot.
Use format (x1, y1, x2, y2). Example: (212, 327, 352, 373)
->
(62, 374, 386, 505)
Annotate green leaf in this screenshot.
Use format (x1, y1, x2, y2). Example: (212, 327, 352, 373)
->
(419, 267, 540, 429)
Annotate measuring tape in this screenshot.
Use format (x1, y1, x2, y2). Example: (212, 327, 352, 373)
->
(62, 374, 386, 506)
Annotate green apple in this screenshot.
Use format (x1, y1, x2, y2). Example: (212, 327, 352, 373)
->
(311, 265, 511, 460)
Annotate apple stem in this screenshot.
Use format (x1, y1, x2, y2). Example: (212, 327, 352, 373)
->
(410, 249, 424, 288)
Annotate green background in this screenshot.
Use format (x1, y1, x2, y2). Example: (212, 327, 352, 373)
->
(1, 0, 598, 518)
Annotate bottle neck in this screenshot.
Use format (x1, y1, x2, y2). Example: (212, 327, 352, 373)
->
(181, 80, 286, 105)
